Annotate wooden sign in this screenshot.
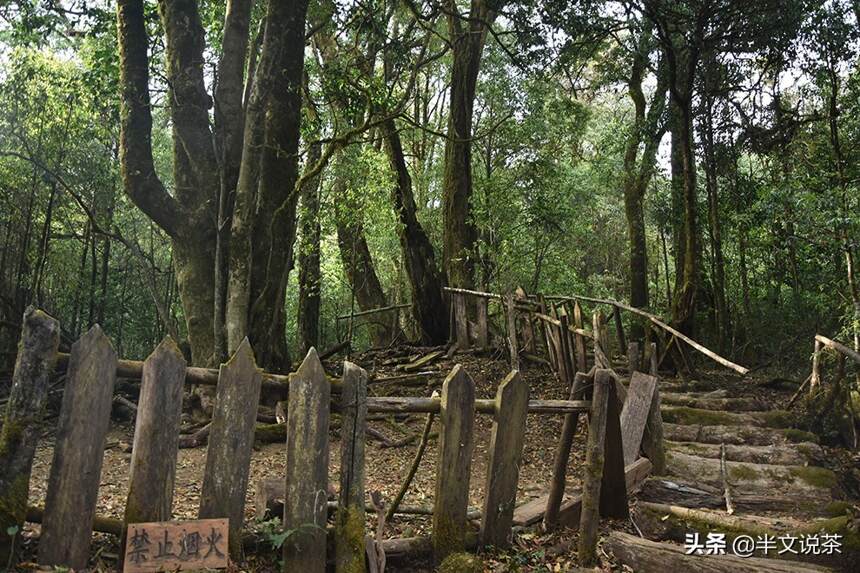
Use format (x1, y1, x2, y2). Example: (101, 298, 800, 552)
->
(123, 518, 229, 573)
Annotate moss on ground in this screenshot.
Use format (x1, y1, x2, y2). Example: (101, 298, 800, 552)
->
(729, 464, 760, 482)
(437, 552, 483, 573)
(661, 407, 738, 426)
(789, 466, 837, 489)
(782, 428, 819, 443)
(756, 410, 793, 429)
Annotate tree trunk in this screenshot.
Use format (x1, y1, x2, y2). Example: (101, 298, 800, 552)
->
(383, 118, 449, 344)
(702, 103, 729, 353)
(622, 34, 667, 340)
(297, 142, 323, 356)
(225, 0, 309, 370)
(337, 214, 402, 347)
(441, 0, 498, 290)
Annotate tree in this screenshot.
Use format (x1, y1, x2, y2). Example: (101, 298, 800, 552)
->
(118, 0, 310, 370)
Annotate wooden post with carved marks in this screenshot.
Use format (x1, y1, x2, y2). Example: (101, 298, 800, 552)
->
(335, 361, 367, 573)
(432, 365, 476, 562)
(199, 338, 263, 558)
(39, 325, 117, 570)
(283, 348, 331, 572)
(0, 308, 60, 565)
(480, 371, 529, 547)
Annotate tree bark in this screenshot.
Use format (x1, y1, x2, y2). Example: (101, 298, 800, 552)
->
(297, 142, 323, 356)
(442, 0, 498, 290)
(383, 118, 449, 344)
(622, 29, 668, 341)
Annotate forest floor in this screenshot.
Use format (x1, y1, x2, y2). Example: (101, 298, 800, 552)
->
(9, 345, 860, 572)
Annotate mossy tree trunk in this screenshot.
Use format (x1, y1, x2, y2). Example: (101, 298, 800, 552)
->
(297, 142, 324, 356)
(383, 117, 449, 344)
(441, 0, 498, 291)
(622, 25, 668, 341)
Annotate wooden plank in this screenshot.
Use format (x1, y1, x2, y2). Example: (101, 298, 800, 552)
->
(122, 518, 228, 572)
(124, 337, 187, 536)
(578, 369, 611, 566)
(335, 362, 367, 573)
(557, 309, 574, 387)
(475, 296, 488, 349)
(199, 338, 262, 558)
(39, 325, 117, 569)
(641, 383, 666, 474)
(454, 293, 469, 350)
(480, 371, 529, 547)
(619, 372, 658, 466)
(402, 349, 444, 372)
(0, 309, 60, 565)
(283, 348, 330, 572)
(572, 301, 588, 372)
(599, 372, 628, 519)
(514, 458, 652, 527)
(543, 371, 590, 531)
(432, 365, 476, 562)
(505, 294, 520, 370)
(537, 295, 557, 370)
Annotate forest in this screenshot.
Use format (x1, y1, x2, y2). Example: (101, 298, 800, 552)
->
(0, 0, 859, 572)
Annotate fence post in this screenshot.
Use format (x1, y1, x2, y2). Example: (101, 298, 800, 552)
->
(578, 369, 612, 566)
(0, 309, 60, 565)
(557, 308, 575, 386)
(335, 361, 367, 573)
(599, 370, 628, 519)
(810, 338, 822, 391)
(613, 305, 627, 352)
(199, 338, 263, 558)
(573, 301, 588, 372)
(433, 365, 476, 562)
(123, 337, 186, 529)
(480, 371, 529, 547)
(505, 294, 520, 370)
(627, 341, 641, 373)
(39, 325, 117, 570)
(543, 370, 590, 531)
(283, 348, 330, 572)
(649, 341, 658, 376)
(593, 310, 610, 368)
(537, 295, 558, 370)
(515, 287, 536, 353)
(475, 296, 488, 349)
(454, 293, 469, 350)
(641, 383, 666, 474)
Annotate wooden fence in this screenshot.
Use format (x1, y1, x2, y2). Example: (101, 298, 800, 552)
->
(0, 306, 666, 570)
(443, 285, 749, 377)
